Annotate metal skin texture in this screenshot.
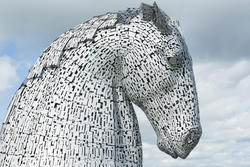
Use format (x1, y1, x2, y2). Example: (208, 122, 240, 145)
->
(0, 3, 202, 167)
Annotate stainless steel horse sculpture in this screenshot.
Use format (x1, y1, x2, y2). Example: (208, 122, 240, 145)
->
(0, 3, 202, 167)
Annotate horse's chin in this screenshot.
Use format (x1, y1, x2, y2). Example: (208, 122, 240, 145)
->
(174, 150, 190, 159)
(157, 138, 177, 159)
(157, 138, 191, 159)
(168, 150, 179, 159)
(157, 143, 178, 159)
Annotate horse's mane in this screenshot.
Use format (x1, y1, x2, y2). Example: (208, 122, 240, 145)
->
(23, 2, 180, 87)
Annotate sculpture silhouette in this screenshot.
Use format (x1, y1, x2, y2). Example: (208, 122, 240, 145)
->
(0, 3, 202, 167)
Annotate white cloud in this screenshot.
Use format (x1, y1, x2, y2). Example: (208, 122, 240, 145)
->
(136, 59, 250, 167)
(194, 60, 250, 121)
(0, 56, 18, 91)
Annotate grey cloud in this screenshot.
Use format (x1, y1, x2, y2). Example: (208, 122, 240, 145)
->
(177, 1, 250, 62)
(1, 0, 250, 62)
(0, 0, 141, 41)
(154, 1, 250, 62)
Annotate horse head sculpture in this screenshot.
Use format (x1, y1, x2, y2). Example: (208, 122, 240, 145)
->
(0, 2, 202, 166)
(121, 3, 202, 159)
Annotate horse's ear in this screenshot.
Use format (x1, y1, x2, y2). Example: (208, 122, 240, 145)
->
(139, 2, 155, 21)
(139, 2, 172, 35)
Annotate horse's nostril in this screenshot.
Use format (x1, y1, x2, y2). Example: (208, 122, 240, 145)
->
(183, 128, 202, 147)
(173, 128, 202, 159)
(186, 134, 193, 144)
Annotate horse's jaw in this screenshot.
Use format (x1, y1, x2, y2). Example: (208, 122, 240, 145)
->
(136, 89, 202, 159)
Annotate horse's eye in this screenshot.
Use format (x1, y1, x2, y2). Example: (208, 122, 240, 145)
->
(166, 56, 182, 68)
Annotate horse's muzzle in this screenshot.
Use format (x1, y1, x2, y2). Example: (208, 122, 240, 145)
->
(157, 127, 202, 159)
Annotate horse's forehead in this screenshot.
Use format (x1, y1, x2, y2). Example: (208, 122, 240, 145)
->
(124, 21, 192, 66)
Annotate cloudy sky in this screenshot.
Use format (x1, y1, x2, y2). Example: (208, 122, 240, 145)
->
(0, 0, 250, 166)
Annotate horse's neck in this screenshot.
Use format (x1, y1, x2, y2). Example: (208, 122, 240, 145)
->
(64, 78, 143, 166)
(0, 28, 142, 166)
(55, 43, 143, 166)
